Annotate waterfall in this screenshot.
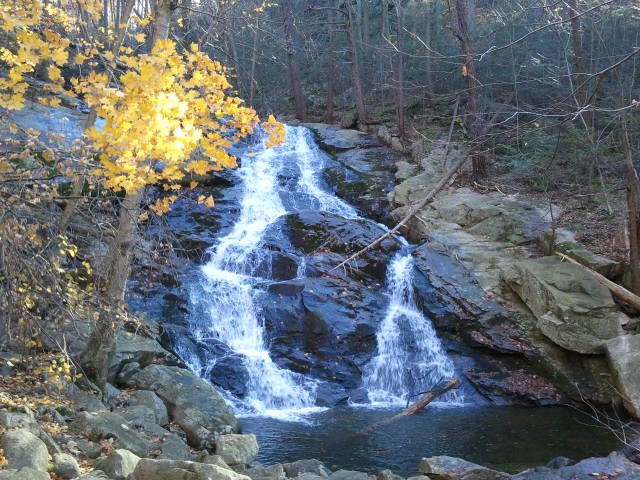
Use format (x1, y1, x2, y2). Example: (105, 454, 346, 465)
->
(186, 126, 354, 418)
(184, 124, 460, 418)
(363, 253, 462, 405)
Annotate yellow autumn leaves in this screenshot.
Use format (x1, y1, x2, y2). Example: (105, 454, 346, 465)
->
(1, 0, 286, 219)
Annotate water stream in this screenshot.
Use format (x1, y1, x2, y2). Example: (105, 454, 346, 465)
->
(184, 125, 459, 417)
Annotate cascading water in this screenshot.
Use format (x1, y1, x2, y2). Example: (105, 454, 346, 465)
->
(363, 253, 462, 405)
(184, 124, 460, 418)
(186, 126, 356, 418)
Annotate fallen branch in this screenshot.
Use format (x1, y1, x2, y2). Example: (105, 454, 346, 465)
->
(358, 378, 461, 435)
(555, 252, 640, 311)
(329, 150, 472, 273)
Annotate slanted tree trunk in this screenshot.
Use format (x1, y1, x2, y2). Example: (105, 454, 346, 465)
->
(282, 0, 306, 121)
(80, 0, 176, 393)
(453, 0, 485, 178)
(248, 18, 259, 107)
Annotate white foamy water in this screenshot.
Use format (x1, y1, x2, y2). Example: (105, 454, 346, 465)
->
(185, 125, 460, 420)
(363, 253, 462, 406)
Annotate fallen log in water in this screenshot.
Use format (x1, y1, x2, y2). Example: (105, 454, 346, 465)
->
(358, 378, 461, 435)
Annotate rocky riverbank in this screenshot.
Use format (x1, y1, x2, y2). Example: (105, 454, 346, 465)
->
(299, 122, 640, 415)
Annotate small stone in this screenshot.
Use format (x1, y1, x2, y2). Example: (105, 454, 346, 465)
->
(53, 453, 81, 479)
(197, 454, 232, 470)
(246, 464, 286, 480)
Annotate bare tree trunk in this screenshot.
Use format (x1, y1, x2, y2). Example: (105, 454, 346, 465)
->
(623, 125, 640, 295)
(393, 0, 405, 137)
(325, 2, 337, 123)
(248, 18, 259, 107)
(346, 2, 367, 130)
(454, 0, 485, 178)
(81, 3, 175, 392)
(282, 0, 306, 120)
(567, 0, 591, 125)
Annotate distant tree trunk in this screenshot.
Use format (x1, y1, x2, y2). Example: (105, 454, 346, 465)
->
(346, 2, 367, 129)
(325, 2, 337, 123)
(423, 0, 437, 103)
(393, 0, 405, 137)
(248, 18, 259, 107)
(567, 0, 590, 125)
(281, 0, 306, 121)
(623, 125, 640, 295)
(80, 1, 176, 392)
(453, 0, 485, 178)
(379, 0, 391, 107)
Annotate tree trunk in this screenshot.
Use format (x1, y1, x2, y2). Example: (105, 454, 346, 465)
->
(567, 0, 590, 126)
(282, 0, 306, 121)
(325, 2, 337, 124)
(393, 0, 405, 137)
(152, 0, 175, 46)
(248, 18, 259, 107)
(80, 190, 142, 391)
(623, 126, 640, 295)
(454, 0, 485, 178)
(80, 3, 174, 392)
(346, 2, 367, 130)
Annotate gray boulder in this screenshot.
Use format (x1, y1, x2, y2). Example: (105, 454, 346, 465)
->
(129, 390, 169, 425)
(605, 334, 640, 419)
(95, 449, 141, 480)
(246, 464, 286, 480)
(502, 256, 626, 354)
(282, 459, 331, 478)
(0, 409, 39, 435)
(132, 459, 253, 480)
(77, 472, 111, 480)
(514, 452, 640, 480)
(111, 331, 168, 382)
(157, 434, 193, 461)
(197, 454, 231, 470)
(71, 411, 155, 457)
(328, 470, 371, 480)
(53, 453, 81, 479)
(116, 405, 158, 425)
(377, 470, 404, 480)
(60, 381, 107, 413)
(419, 456, 510, 480)
(127, 365, 238, 449)
(0, 468, 50, 480)
(215, 434, 259, 466)
(1, 429, 49, 472)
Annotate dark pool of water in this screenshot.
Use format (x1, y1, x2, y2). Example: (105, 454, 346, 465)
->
(241, 406, 621, 475)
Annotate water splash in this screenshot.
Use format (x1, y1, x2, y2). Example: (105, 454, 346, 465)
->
(363, 253, 462, 406)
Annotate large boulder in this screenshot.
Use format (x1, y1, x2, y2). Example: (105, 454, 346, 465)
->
(0, 409, 40, 435)
(419, 456, 510, 480)
(502, 256, 626, 354)
(132, 459, 253, 480)
(1, 429, 49, 472)
(303, 124, 368, 151)
(605, 334, 640, 418)
(514, 452, 640, 480)
(328, 471, 370, 480)
(127, 364, 239, 449)
(0, 468, 50, 480)
(70, 411, 155, 457)
(95, 449, 141, 480)
(215, 434, 259, 466)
